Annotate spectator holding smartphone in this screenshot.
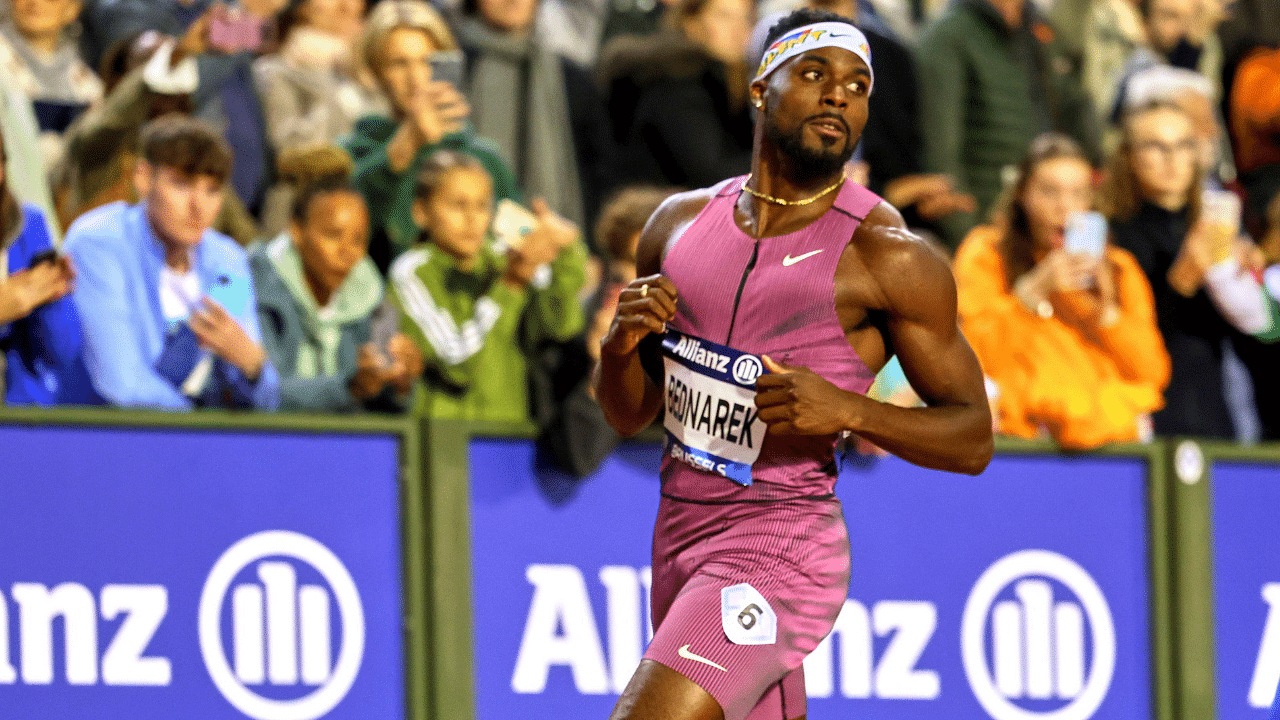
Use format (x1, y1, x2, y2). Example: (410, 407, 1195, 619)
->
(80, 0, 288, 217)
(388, 150, 585, 421)
(1106, 100, 1255, 437)
(251, 145, 422, 412)
(954, 133, 1170, 448)
(0, 131, 81, 405)
(60, 115, 279, 410)
(348, 0, 520, 273)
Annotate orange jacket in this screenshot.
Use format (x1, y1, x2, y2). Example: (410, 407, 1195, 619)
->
(955, 225, 1172, 448)
(1230, 47, 1280, 175)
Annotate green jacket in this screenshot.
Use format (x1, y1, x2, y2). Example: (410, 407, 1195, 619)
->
(388, 238, 586, 421)
(250, 234, 389, 412)
(347, 117, 522, 262)
(917, 0, 1099, 247)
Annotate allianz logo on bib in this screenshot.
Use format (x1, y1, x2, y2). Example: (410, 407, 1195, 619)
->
(669, 336, 732, 375)
(962, 550, 1116, 720)
(200, 531, 366, 720)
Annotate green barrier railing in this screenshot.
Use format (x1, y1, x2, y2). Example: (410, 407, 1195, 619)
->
(1163, 438, 1280, 720)
(0, 407, 1261, 720)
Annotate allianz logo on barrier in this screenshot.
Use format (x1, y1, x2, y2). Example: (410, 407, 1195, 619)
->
(200, 531, 365, 720)
(510, 550, 1119, 718)
(0, 531, 364, 720)
(1250, 583, 1280, 708)
(961, 550, 1115, 720)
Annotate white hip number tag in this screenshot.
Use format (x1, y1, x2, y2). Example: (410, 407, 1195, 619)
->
(721, 582, 777, 645)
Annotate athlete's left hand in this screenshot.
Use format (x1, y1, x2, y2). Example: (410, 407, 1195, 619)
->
(755, 355, 859, 435)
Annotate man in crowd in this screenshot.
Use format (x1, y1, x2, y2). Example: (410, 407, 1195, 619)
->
(917, 0, 1099, 247)
(61, 115, 279, 410)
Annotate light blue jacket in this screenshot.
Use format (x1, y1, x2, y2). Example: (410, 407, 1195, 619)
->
(61, 202, 279, 410)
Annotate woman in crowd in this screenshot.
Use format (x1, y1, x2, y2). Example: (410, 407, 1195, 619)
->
(347, 0, 519, 273)
(255, 0, 389, 235)
(1106, 100, 1246, 437)
(250, 145, 422, 412)
(388, 150, 585, 421)
(0, 131, 81, 405)
(598, 0, 754, 191)
(254, 0, 386, 153)
(954, 133, 1170, 448)
(454, 0, 612, 229)
(0, 0, 103, 172)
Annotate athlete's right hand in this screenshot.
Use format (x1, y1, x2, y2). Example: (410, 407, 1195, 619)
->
(599, 274, 678, 357)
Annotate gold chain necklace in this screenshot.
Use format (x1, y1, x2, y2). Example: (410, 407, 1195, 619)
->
(740, 172, 846, 206)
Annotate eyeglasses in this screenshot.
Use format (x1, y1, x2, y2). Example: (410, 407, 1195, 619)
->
(1132, 138, 1199, 158)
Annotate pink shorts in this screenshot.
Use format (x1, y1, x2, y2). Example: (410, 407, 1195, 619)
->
(644, 494, 851, 720)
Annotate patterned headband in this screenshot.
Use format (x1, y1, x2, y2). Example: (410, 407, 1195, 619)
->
(752, 22, 874, 89)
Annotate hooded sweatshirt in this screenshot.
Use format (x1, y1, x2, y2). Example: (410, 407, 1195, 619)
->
(250, 233, 386, 412)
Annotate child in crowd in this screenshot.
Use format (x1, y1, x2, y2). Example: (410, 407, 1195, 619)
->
(251, 145, 422, 413)
(0, 130, 80, 405)
(388, 150, 585, 421)
(955, 133, 1171, 448)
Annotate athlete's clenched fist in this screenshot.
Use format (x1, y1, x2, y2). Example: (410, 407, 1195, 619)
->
(755, 355, 861, 435)
(600, 274, 679, 356)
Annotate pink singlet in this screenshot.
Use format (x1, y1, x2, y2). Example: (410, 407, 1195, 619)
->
(643, 176, 882, 720)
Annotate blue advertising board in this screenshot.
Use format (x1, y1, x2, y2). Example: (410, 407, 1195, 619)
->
(0, 423, 405, 720)
(469, 440, 1153, 720)
(1211, 461, 1280, 719)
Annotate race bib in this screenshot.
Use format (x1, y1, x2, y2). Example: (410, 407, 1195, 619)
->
(661, 330, 767, 486)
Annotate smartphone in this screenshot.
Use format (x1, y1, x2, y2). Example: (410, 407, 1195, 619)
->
(29, 249, 59, 268)
(429, 51, 465, 88)
(1063, 211, 1108, 258)
(209, 8, 263, 54)
(492, 199, 539, 252)
(1201, 189, 1242, 264)
(206, 273, 251, 317)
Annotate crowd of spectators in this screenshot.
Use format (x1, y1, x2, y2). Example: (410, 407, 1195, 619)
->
(0, 0, 1278, 460)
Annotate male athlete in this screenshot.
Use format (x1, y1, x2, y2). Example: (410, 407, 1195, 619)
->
(594, 9, 994, 720)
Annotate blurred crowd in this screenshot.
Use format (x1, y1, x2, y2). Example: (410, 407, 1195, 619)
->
(0, 0, 1278, 468)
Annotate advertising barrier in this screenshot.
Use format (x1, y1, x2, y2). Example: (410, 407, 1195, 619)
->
(468, 436, 1164, 720)
(0, 409, 425, 720)
(1190, 443, 1280, 720)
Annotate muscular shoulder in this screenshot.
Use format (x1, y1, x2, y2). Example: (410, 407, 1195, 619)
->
(634, 186, 717, 276)
(850, 202, 958, 322)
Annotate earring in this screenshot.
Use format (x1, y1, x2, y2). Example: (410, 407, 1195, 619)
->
(753, 99, 763, 109)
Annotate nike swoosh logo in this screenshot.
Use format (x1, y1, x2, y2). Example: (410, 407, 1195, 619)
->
(677, 644, 728, 672)
(782, 249, 824, 266)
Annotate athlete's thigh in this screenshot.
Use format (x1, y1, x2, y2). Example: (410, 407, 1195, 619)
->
(608, 659, 725, 720)
(743, 666, 807, 720)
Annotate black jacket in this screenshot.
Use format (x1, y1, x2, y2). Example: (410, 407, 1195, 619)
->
(599, 32, 754, 191)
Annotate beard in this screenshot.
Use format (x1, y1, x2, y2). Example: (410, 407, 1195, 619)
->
(764, 114, 857, 182)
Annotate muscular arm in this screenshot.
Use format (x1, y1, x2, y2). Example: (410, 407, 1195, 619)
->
(756, 205, 993, 474)
(592, 191, 709, 436)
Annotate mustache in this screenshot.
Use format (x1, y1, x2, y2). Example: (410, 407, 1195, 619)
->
(805, 112, 850, 134)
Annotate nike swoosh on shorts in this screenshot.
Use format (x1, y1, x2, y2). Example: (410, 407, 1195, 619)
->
(782, 249, 824, 266)
(677, 644, 728, 672)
